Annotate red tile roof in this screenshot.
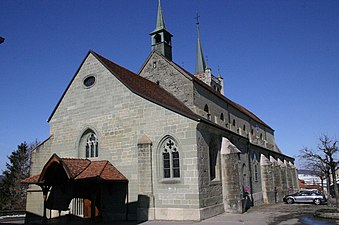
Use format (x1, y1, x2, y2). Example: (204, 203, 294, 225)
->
(62, 158, 91, 178)
(21, 154, 127, 184)
(48, 50, 268, 130)
(48, 51, 200, 123)
(21, 174, 40, 184)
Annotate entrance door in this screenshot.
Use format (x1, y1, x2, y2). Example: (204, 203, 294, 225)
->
(83, 199, 99, 218)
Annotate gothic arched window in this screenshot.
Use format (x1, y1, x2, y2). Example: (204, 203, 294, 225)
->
(86, 133, 98, 158)
(162, 138, 180, 179)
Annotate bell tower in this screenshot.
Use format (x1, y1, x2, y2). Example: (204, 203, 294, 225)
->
(150, 0, 173, 61)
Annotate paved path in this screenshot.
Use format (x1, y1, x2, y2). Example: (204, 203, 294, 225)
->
(138, 203, 337, 225)
(2, 203, 338, 225)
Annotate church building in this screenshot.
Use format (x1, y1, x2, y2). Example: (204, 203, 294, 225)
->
(23, 0, 299, 222)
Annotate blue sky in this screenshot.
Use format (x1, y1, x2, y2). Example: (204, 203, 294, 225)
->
(0, 0, 338, 171)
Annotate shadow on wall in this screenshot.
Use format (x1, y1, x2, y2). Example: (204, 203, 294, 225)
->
(137, 195, 150, 223)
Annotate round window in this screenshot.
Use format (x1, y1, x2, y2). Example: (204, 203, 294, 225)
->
(83, 76, 95, 88)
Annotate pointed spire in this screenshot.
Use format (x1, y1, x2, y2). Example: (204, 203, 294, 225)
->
(217, 66, 222, 78)
(195, 12, 206, 74)
(153, 0, 166, 32)
(150, 0, 173, 61)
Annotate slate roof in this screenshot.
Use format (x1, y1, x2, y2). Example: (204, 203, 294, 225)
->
(21, 154, 127, 184)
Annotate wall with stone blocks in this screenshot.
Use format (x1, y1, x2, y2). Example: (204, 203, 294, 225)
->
(139, 53, 194, 109)
(32, 53, 201, 220)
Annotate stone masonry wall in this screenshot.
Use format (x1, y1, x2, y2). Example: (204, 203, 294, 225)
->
(139, 53, 194, 109)
(193, 82, 276, 153)
(44, 53, 200, 220)
(26, 137, 52, 217)
(196, 128, 224, 217)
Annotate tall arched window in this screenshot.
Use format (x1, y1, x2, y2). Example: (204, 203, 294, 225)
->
(86, 133, 98, 158)
(220, 113, 224, 121)
(161, 137, 180, 179)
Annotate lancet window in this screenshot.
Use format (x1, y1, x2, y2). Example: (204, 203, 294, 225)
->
(86, 133, 98, 158)
(162, 138, 180, 179)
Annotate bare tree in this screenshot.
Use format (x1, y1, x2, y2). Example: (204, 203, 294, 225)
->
(299, 135, 338, 210)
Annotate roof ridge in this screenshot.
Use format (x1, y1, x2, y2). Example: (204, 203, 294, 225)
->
(90, 51, 200, 121)
(98, 161, 109, 177)
(149, 52, 270, 128)
(72, 158, 92, 179)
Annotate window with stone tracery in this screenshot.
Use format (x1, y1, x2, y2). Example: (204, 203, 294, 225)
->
(86, 133, 98, 158)
(162, 138, 180, 179)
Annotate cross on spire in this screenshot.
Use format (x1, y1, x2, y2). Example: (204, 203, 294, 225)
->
(195, 12, 206, 74)
(195, 12, 200, 26)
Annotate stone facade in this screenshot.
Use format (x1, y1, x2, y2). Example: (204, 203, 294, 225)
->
(25, 1, 298, 222)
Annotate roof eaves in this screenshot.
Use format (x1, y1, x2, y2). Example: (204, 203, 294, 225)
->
(200, 118, 291, 159)
(31, 135, 53, 153)
(155, 51, 193, 80)
(91, 51, 200, 122)
(137, 51, 156, 75)
(193, 77, 273, 130)
(48, 51, 93, 123)
(146, 52, 272, 130)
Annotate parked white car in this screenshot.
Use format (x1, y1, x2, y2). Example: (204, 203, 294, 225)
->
(283, 190, 326, 205)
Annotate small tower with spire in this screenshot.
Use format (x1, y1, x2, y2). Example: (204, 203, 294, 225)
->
(150, 0, 173, 61)
(194, 13, 224, 94)
(195, 13, 206, 75)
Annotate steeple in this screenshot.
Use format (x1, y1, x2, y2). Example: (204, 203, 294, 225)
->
(193, 13, 224, 95)
(195, 13, 206, 74)
(154, 0, 166, 32)
(150, 0, 173, 61)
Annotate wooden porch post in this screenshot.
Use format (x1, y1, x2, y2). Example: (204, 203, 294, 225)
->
(41, 185, 51, 224)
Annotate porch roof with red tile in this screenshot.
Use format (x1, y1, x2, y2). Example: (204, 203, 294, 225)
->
(21, 154, 127, 185)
